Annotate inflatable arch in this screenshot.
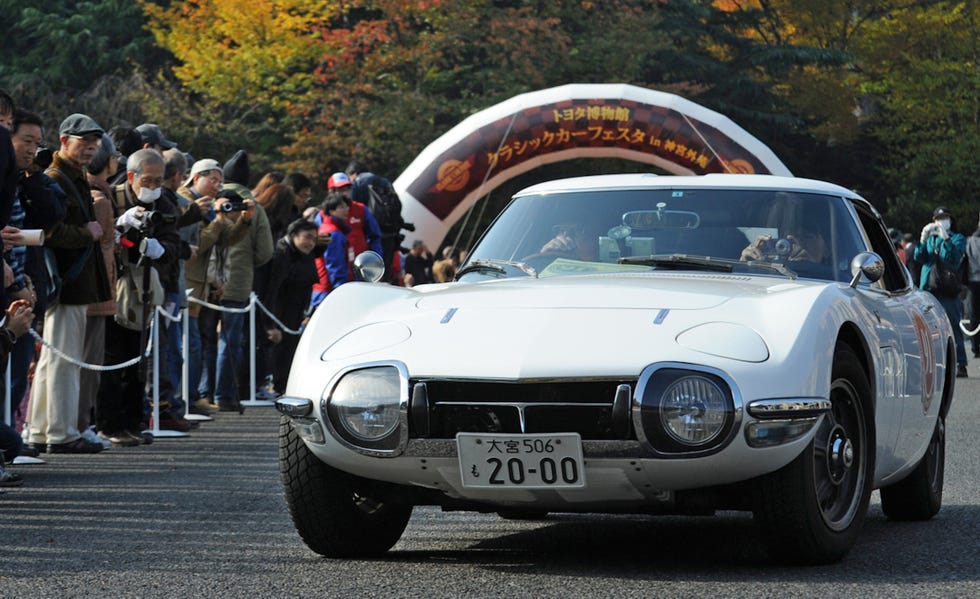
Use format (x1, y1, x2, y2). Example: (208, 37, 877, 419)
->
(394, 83, 792, 250)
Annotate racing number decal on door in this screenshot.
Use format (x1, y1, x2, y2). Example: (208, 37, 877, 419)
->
(911, 310, 936, 414)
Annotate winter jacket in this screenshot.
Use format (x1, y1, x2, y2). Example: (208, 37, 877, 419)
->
(914, 230, 966, 294)
(43, 153, 111, 306)
(260, 237, 318, 331)
(219, 183, 274, 303)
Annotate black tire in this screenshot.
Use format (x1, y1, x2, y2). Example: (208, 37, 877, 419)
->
(278, 417, 412, 557)
(754, 343, 875, 565)
(880, 417, 945, 521)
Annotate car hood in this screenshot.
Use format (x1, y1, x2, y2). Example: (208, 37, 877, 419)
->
(320, 274, 823, 379)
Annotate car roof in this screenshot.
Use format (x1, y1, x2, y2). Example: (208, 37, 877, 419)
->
(514, 173, 864, 200)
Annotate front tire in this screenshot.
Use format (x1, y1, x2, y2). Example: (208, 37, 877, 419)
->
(278, 417, 412, 557)
(754, 344, 875, 565)
(880, 417, 945, 520)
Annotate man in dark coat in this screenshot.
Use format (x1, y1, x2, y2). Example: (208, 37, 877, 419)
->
(259, 219, 319, 392)
(24, 113, 111, 454)
(98, 148, 190, 440)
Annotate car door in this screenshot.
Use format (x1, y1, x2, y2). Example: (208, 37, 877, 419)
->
(850, 200, 943, 473)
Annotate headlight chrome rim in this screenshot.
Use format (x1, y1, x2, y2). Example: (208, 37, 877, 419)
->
(632, 363, 742, 457)
(322, 361, 410, 457)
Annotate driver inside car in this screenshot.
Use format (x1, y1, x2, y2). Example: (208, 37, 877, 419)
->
(538, 223, 599, 261)
(740, 227, 825, 263)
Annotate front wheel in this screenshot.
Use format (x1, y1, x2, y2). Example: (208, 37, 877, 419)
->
(880, 417, 945, 520)
(753, 344, 875, 565)
(278, 417, 412, 557)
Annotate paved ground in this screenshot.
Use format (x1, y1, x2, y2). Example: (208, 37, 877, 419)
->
(1, 383, 978, 598)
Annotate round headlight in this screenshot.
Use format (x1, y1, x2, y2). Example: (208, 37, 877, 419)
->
(660, 376, 728, 445)
(331, 367, 402, 441)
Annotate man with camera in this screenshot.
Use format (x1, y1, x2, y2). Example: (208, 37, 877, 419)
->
(98, 148, 191, 442)
(913, 206, 968, 378)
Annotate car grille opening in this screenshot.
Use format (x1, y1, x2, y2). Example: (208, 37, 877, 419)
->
(411, 379, 635, 440)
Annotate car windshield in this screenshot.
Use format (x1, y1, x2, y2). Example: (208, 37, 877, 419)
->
(462, 187, 866, 283)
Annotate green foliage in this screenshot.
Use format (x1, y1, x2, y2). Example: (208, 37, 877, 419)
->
(0, 0, 161, 92)
(857, 1, 980, 229)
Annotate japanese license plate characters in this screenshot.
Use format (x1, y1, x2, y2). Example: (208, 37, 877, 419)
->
(457, 433, 586, 489)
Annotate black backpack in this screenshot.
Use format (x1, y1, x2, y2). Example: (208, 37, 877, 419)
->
(365, 177, 404, 235)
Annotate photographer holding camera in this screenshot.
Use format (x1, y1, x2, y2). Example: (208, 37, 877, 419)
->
(97, 148, 191, 442)
(913, 206, 969, 378)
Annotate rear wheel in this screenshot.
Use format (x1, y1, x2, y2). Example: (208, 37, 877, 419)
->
(754, 344, 875, 564)
(880, 417, 945, 520)
(278, 417, 412, 557)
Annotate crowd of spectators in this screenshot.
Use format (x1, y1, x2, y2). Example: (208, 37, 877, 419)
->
(0, 90, 448, 488)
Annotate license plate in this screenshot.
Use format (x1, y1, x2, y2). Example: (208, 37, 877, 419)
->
(457, 433, 586, 489)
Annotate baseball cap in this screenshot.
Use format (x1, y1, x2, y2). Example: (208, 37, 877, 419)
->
(933, 207, 953, 220)
(327, 172, 352, 190)
(59, 113, 104, 138)
(135, 123, 177, 149)
(184, 158, 222, 186)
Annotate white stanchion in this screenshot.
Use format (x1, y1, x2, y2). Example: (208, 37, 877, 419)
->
(3, 356, 10, 427)
(143, 307, 188, 438)
(178, 305, 211, 422)
(241, 293, 273, 407)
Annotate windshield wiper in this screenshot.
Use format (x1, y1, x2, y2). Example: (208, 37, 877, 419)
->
(455, 258, 538, 280)
(618, 254, 797, 279)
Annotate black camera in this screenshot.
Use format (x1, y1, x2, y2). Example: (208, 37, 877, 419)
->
(220, 201, 247, 213)
(139, 209, 177, 231)
(34, 146, 53, 171)
(759, 237, 793, 255)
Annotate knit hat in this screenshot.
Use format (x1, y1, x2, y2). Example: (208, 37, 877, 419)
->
(222, 149, 250, 187)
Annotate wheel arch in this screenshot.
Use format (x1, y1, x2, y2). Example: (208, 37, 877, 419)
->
(940, 338, 955, 420)
(836, 322, 875, 410)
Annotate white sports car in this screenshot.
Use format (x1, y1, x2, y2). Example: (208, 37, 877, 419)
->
(277, 173, 952, 564)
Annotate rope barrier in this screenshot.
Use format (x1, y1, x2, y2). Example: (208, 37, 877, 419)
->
(959, 319, 980, 337)
(186, 295, 252, 313)
(252, 297, 303, 336)
(6, 293, 300, 426)
(27, 322, 152, 372)
(156, 304, 183, 323)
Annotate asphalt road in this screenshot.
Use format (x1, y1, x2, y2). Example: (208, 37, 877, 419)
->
(2, 380, 978, 598)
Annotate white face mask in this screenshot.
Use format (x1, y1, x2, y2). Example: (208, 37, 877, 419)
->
(137, 186, 161, 204)
(938, 219, 951, 232)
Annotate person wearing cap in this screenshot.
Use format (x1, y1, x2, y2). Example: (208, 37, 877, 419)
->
(24, 113, 112, 454)
(326, 171, 382, 269)
(213, 149, 273, 412)
(310, 190, 351, 309)
(135, 123, 177, 153)
(914, 206, 968, 377)
(177, 160, 250, 414)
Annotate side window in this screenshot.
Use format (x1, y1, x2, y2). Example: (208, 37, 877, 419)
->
(851, 201, 908, 292)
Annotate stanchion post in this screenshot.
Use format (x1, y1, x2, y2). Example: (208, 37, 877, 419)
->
(241, 293, 274, 407)
(145, 307, 188, 438)
(4, 356, 11, 427)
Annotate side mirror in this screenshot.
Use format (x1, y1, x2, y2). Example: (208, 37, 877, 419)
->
(849, 252, 884, 288)
(354, 251, 385, 283)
